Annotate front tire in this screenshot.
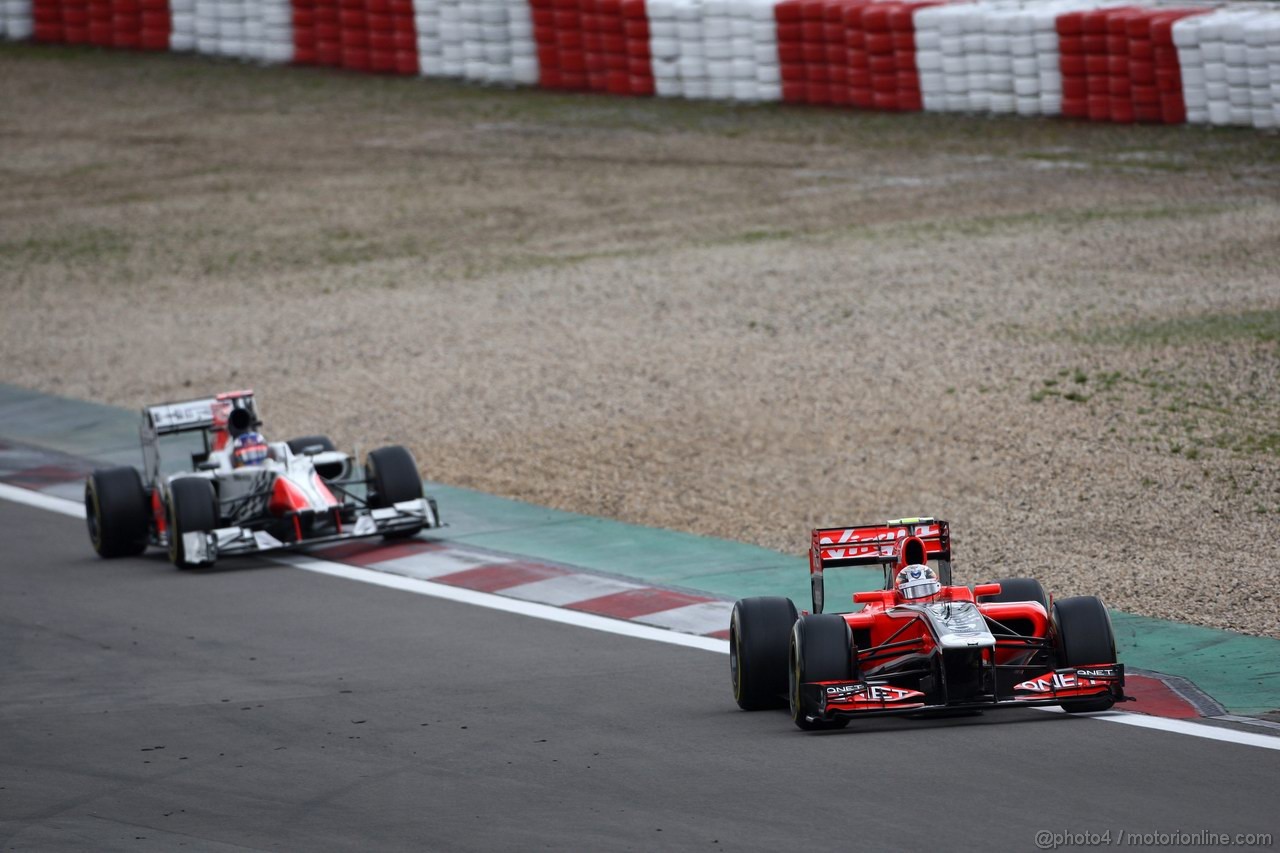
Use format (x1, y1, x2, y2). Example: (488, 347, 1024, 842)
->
(167, 478, 219, 569)
(85, 467, 150, 558)
(366, 445, 425, 539)
(730, 596, 797, 711)
(789, 614, 854, 731)
(1054, 595, 1118, 713)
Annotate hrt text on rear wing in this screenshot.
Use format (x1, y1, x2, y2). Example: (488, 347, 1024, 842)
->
(808, 517, 951, 613)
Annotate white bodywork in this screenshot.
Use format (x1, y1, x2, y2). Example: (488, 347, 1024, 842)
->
(905, 600, 997, 650)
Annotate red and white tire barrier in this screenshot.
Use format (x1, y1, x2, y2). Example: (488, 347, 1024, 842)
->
(415, 0, 535, 85)
(1055, 6, 1202, 123)
(647, 0, 778, 100)
(291, 0, 415, 73)
(777, 0, 852, 107)
(1175, 7, 1280, 129)
(28, 0, 171, 48)
(158, 0, 291, 59)
(694, 0, 774, 102)
(529, 0, 652, 93)
(917, 1, 1083, 116)
(13, 0, 1280, 132)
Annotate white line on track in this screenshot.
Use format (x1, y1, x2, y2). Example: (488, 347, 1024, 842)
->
(1035, 706, 1280, 751)
(3, 482, 1277, 752)
(0, 482, 86, 518)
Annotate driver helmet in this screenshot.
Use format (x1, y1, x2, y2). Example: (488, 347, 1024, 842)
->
(232, 432, 269, 468)
(896, 564, 941, 601)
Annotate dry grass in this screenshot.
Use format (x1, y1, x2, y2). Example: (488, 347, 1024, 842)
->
(2, 44, 1277, 637)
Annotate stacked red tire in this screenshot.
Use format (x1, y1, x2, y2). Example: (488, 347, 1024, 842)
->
(539, 0, 586, 89)
(1150, 9, 1208, 123)
(776, 0, 804, 103)
(63, 0, 89, 42)
(314, 0, 339, 65)
(1057, 10, 1086, 117)
(140, 0, 170, 48)
(33, 0, 65, 41)
(293, 0, 317, 63)
(621, 0, 652, 95)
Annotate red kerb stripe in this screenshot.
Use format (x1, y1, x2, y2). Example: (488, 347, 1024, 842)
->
(567, 588, 712, 618)
(316, 538, 445, 566)
(433, 561, 572, 592)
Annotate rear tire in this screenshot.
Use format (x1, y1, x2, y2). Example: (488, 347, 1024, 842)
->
(1054, 595, 1118, 713)
(288, 435, 345, 479)
(366, 445, 424, 539)
(286, 435, 336, 455)
(85, 467, 150, 558)
(789, 614, 854, 731)
(978, 577, 1049, 611)
(167, 478, 219, 569)
(730, 597, 797, 711)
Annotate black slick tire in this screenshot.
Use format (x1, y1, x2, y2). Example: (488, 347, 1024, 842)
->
(85, 467, 150, 558)
(1054, 595, 1118, 713)
(978, 577, 1050, 611)
(730, 596, 797, 711)
(167, 478, 219, 569)
(366, 445, 425, 539)
(286, 435, 336, 455)
(789, 614, 854, 731)
(288, 435, 344, 479)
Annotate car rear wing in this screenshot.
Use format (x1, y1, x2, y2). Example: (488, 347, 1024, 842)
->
(808, 517, 950, 613)
(142, 390, 258, 436)
(811, 517, 950, 571)
(140, 390, 260, 483)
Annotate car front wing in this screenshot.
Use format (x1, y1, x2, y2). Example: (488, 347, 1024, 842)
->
(800, 663, 1129, 722)
(179, 497, 439, 563)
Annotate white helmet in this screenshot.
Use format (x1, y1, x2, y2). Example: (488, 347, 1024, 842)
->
(896, 564, 940, 601)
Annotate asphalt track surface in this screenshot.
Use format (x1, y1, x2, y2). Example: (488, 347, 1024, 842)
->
(3, 500, 1278, 852)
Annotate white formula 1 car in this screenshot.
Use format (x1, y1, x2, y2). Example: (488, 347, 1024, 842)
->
(85, 389, 439, 569)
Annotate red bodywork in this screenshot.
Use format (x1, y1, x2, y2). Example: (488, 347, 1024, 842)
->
(797, 518, 1126, 719)
(844, 583, 1052, 680)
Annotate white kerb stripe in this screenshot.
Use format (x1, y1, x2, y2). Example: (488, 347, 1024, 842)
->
(634, 600, 734, 633)
(369, 548, 511, 580)
(500, 572, 646, 606)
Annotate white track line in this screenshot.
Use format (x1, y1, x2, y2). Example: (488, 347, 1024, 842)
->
(3, 482, 1277, 751)
(1035, 706, 1280, 751)
(0, 481, 86, 518)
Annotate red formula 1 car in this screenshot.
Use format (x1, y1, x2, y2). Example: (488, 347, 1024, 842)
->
(85, 389, 439, 569)
(730, 517, 1129, 730)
